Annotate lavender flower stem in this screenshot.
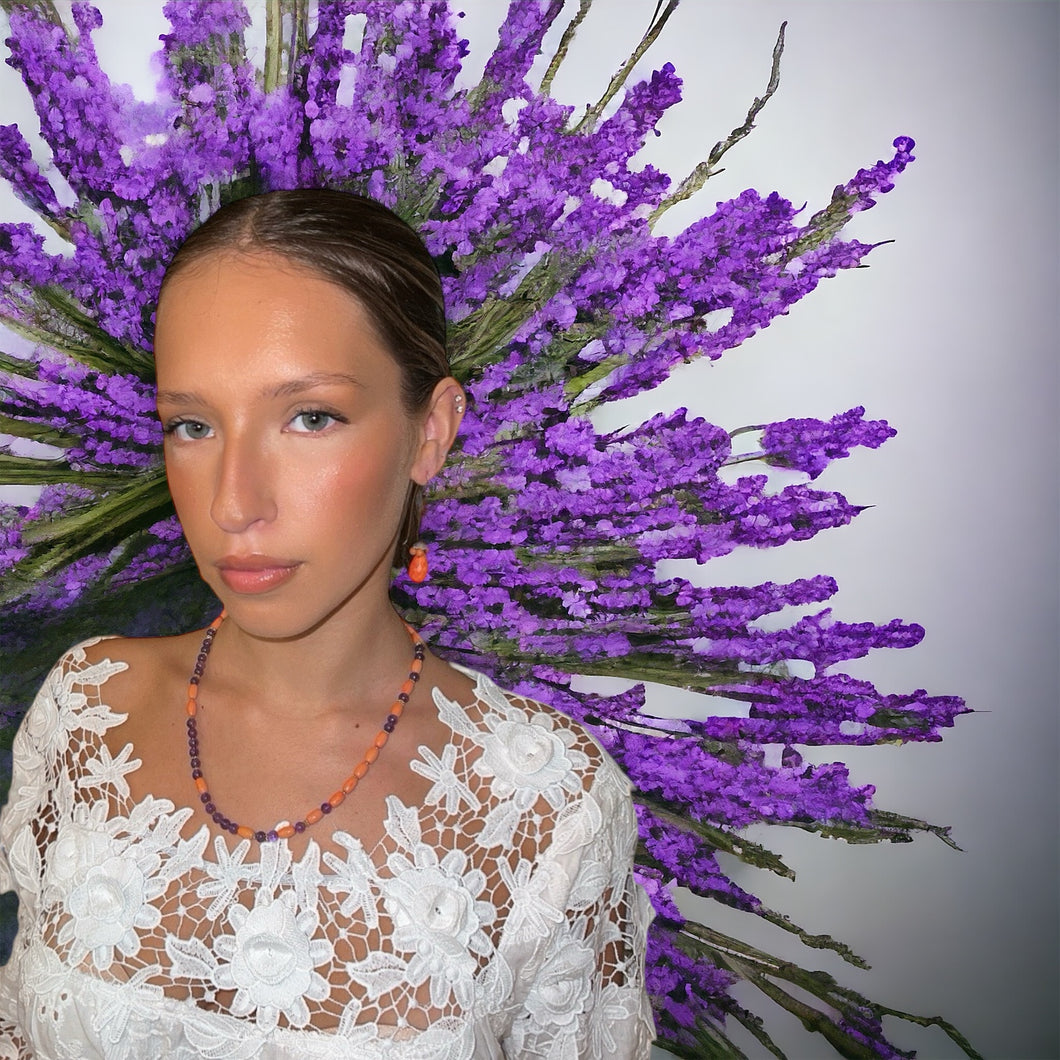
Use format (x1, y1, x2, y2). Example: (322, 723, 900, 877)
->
(0, 0, 63, 28)
(538, 0, 592, 96)
(0, 414, 74, 447)
(636, 795, 795, 878)
(263, 0, 282, 93)
(650, 22, 786, 225)
(0, 455, 121, 487)
(573, 0, 680, 134)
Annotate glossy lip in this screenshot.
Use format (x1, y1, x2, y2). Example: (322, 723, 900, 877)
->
(215, 556, 301, 595)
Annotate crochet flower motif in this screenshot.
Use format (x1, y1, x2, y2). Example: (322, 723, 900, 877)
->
(45, 802, 113, 888)
(212, 890, 332, 1031)
(381, 845, 494, 1009)
(21, 684, 59, 751)
(62, 854, 162, 970)
(322, 831, 380, 929)
(523, 937, 596, 1028)
(473, 702, 589, 812)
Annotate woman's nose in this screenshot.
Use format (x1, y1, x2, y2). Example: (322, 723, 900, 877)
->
(210, 436, 277, 533)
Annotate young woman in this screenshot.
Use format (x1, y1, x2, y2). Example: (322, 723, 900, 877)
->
(0, 190, 654, 1058)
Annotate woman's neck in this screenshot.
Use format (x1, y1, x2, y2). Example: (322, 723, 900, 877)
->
(199, 596, 418, 723)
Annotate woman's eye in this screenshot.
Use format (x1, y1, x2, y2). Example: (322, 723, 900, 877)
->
(289, 410, 339, 433)
(166, 420, 212, 441)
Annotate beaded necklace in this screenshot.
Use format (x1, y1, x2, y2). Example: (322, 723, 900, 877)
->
(185, 611, 426, 843)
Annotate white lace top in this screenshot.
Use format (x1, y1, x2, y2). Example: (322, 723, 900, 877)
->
(0, 640, 654, 1059)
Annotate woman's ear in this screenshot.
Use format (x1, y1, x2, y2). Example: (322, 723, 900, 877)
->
(410, 377, 465, 485)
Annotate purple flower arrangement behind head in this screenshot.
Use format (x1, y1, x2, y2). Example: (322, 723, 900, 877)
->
(0, 2, 977, 1056)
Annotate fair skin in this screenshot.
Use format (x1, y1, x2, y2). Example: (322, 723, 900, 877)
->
(91, 250, 474, 856)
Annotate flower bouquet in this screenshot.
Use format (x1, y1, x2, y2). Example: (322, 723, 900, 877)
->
(0, 1, 979, 1055)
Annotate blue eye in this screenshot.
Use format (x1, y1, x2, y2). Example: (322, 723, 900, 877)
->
(289, 409, 342, 433)
(165, 419, 213, 441)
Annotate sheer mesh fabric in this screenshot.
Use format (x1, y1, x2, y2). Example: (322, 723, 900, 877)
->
(0, 641, 654, 1058)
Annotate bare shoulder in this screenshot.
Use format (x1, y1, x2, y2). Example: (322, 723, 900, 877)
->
(78, 629, 204, 719)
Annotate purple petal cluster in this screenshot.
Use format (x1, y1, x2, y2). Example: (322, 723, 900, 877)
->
(5, 359, 160, 469)
(645, 923, 735, 1036)
(759, 406, 897, 479)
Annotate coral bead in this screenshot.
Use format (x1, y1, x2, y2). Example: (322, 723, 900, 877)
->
(408, 550, 428, 582)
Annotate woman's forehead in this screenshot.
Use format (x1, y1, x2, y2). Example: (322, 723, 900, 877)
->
(154, 253, 396, 389)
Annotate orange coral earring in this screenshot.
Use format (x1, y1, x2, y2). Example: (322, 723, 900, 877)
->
(407, 542, 429, 583)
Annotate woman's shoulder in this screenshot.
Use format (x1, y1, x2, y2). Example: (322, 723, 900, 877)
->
(435, 664, 631, 799)
(38, 629, 201, 719)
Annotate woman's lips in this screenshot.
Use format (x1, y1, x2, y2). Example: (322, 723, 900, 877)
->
(215, 558, 301, 595)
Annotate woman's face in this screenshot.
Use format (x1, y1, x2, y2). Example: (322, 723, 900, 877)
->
(154, 251, 450, 638)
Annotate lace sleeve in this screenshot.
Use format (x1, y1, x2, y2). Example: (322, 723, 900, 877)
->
(0, 642, 119, 1060)
(503, 749, 655, 1058)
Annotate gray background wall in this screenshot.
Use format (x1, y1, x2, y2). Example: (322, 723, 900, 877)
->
(1, 2, 1056, 1057)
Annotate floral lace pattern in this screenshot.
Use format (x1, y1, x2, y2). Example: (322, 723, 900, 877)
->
(0, 641, 654, 1058)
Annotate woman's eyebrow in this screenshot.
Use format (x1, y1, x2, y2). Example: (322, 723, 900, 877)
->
(155, 388, 206, 407)
(156, 372, 365, 407)
(268, 371, 365, 398)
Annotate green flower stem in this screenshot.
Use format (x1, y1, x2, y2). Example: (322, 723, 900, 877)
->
(385, 157, 443, 231)
(263, 0, 282, 93)
(264, 0, 310, 93)
(566, 352, 628, 405)
(723, 452, 770, 468)
(726, 956, 883, 1060)
(36, 285, 153, 375)
(0, 414, 74, 448)
(0, 454, 123, 487)
(868, 1005, 984, 1060)
(0, 0, 63, 28)
(0, 351, 38, 380)
(674, 920, 982, 1059)
(1, 471, 172, 602)
(637, 795, 795, 878)
(538, 0, 592, 97)
(782, 198, 893, 266)
(0, 306, 149, 381)
(448, 253, 584, 377)
(650, 22, 786, 227)
(638, 842, 869, 968)
(573, 0, 680, 135)
(553, 652, 754, 690)
(30, 285, 153, 377)
(866, 808, 961, 850)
